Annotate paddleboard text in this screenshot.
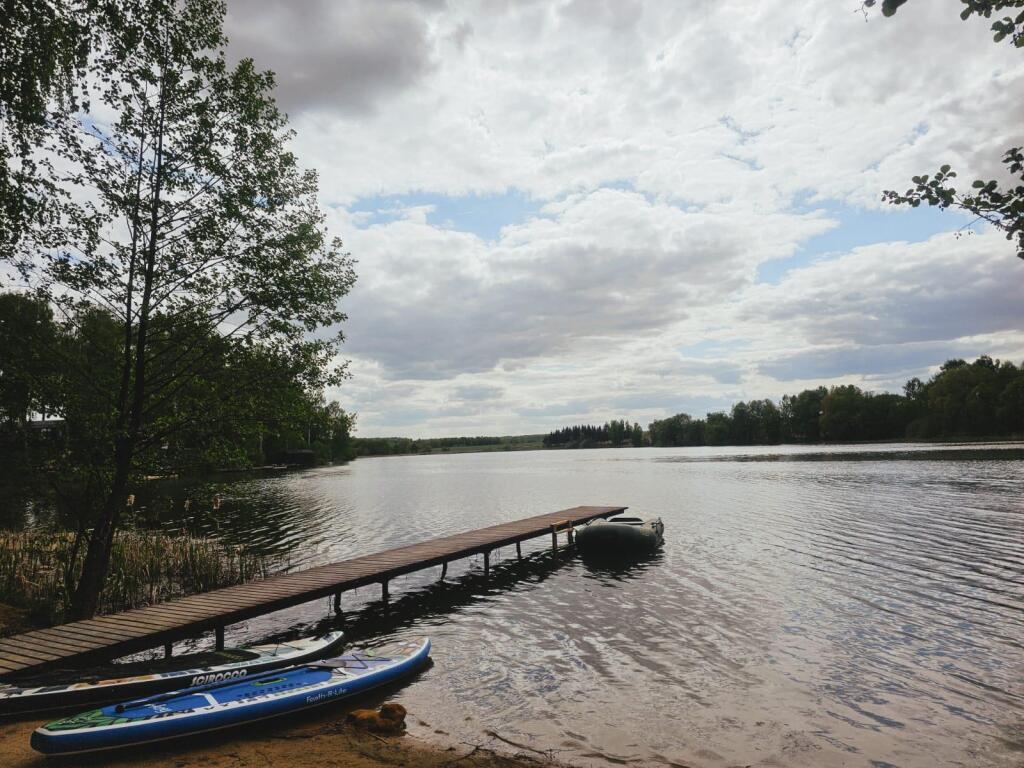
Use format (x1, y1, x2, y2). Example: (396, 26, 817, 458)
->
(190, 669, 247, 686)
(306, 687, 347, 704)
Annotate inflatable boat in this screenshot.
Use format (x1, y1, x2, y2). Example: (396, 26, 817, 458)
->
(575, 516, 664, 555)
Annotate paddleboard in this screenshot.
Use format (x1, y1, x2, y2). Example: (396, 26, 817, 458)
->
(1, 630, 345, 716)
(31, 636, 430, 756)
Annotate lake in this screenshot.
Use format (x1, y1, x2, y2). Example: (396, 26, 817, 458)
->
(26, 443, 1024, 767)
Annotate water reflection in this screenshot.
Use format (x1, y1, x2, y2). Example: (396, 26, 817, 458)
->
(579, 549, 664, 580)
(6, 442, 1024, 767)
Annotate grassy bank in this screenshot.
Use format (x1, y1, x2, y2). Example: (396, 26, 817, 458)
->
(0, 529, 268, 634)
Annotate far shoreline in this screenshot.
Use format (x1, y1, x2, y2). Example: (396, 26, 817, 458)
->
(353, 435, 1024, 459)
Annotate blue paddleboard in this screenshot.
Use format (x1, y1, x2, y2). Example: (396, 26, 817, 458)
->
(31, 636, 430, 756)
(1, 631, 345, 716)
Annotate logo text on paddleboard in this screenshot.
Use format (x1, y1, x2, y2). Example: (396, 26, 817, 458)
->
(190, 669, 247, 686)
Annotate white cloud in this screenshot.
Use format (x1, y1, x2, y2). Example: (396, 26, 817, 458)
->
(222, 1, 1024, 436)
(337, 188, 835, 381)
(739, 230, 1024, 349)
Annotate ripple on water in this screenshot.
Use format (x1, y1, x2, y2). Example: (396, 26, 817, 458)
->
(130, 444, 1024, 767)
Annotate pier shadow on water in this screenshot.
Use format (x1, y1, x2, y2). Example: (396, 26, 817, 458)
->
(259, 547, 590, 649)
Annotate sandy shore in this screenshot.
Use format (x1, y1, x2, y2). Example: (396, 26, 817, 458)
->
(0, 606, 565, 768)
(0, 701, 564, 768)
(0, 608, 565, 768)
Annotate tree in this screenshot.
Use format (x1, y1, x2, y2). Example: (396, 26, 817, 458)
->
(999, 372, 1024, 433)
(864, 2, 1024, 47)
(320, 401, 357, 462)
(606, 418, 629, 446)
(861, 392, 911, 440)
(0, 1, 104, 261)
(0, 293, 58, 427)
(648, 413, 704, 446)
(704, 412, 732, 445)
(780, 387, 826, 442)
(882, 157, 1024, 260)
(4, 0, 355, 618)
(903, 377, 925, 400)
(728, 401, 754, 444)
(648, 413, 683, 446)
(922, 356, 1019, 436)
(630, 422, 644, 447)
(736, 399, 781, 444)
(864, 0, 1024, 259)
(819, 386, 866, 442)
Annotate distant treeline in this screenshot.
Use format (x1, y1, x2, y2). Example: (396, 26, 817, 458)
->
(355, 434, 543, 456)
(543, 419, 644, 448)
(349, 355, 1024, 460)
(538, 356, 1024, 450)
(648, 356, 1024, 447)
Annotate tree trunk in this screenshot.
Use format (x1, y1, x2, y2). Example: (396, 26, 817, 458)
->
(69, 439, 132, 619)
(69, 70, 167, 621)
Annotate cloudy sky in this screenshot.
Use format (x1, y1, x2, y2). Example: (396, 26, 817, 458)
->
(226, 0, 1024, 438)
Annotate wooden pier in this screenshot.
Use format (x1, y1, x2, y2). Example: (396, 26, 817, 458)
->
(0, 505, 625, 679)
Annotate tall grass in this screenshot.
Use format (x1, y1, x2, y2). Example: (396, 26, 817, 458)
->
(0, 529, 269, 630)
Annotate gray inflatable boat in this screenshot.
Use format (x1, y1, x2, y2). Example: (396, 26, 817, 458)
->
(575, 516, 664, 555)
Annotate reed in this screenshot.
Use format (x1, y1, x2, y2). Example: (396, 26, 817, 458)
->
(0, 529, 269, 630)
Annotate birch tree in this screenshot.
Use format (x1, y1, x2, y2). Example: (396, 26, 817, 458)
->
(4, 0, 355, 618)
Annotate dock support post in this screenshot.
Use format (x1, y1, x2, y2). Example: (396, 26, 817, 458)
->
(516, 541, 522, 561)
(215, 626, 224, 651)
(551, 525, 558, 553)
(440, 561, 448, 580)
(382, 580, 389, 601)
(164, 643, 173, 659)
(483, 551, 490, 575)
(334, 591, 342, 613)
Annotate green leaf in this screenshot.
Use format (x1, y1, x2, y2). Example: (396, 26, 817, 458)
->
(881, 0, 909, 18)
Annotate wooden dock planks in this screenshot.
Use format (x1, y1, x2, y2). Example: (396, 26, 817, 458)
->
(0, 505, 625, 678)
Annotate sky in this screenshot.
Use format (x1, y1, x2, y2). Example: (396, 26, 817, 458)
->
(225, 0, 1024, 438)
